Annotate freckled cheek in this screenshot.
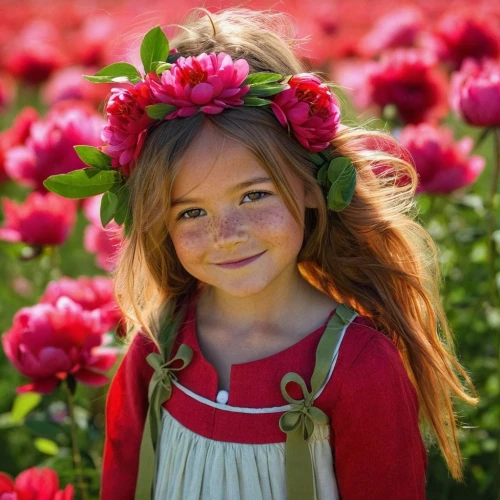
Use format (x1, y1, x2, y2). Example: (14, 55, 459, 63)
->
(171, 226, 209, 261)
(249, 206, 303, 243)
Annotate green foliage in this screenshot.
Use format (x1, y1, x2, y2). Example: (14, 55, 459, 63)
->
(11, 393, 41, 422)
(145, 103, 177, 119)
(140, 26, 170, 73)
(326, 157, 356, 211)
(74, 146, 112, 170)
(43, 169, 118, 199)
(83, 62, 141, 84)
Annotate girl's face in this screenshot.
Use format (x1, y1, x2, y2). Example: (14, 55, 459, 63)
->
(167, 126, 313, 299)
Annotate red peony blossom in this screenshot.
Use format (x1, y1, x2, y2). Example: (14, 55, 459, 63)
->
(0, 107, 39, 184)
(1, 296, 118, 394)
(430, 12, 500, 71)
(270, 74, 341, 152)
(0, 467, 74, 500)
(40, 276, 122, 333)
(149, 52, 250, 117)
(357, 7, 424, 58)
(4, 102, 105, 191)
(399, 123, 485, 194)
(71, 15, 117, 67)
(101, 82, 155, 176)
(365, 49, 448, 124)
(0, 192, 77, 246)
(4, 20, 67, 85)
(450, 58, 500, 127)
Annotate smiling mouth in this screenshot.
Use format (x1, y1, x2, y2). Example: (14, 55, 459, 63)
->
(215, 251, 266, 265)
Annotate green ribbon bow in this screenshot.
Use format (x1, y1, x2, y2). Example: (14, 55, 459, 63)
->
(279, 303, 357, 500)
(134, 343, 193, 499)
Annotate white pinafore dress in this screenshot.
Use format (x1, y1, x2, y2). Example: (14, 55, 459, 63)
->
(135, 303, 358, 500)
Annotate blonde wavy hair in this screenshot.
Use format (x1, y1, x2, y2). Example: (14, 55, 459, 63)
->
(111, 7, 478, 483)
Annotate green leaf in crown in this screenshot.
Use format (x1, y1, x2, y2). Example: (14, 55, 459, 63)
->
(242, 96, 273, 107)
(74, 146, 113, 170)
(83, 63, 142, 84)
(243, 73, 283, 85)
(141, 26, 170, 73)
(43, 169, 119, 199)
(246, 83, 288, 98)
(100, 191, 119, 227)
(326, 157, 356, 211)
(145, 104, 178, 120)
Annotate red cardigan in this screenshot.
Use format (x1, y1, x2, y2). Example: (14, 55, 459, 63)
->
(101, 299, 428, 499)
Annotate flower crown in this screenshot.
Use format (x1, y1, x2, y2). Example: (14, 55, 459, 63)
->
(43, 26, 356, 235)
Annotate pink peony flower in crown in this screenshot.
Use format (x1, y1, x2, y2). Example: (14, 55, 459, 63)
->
(0, 467, 74, 500)
(40, 275, 122, 333)
(4, 102, 105, 191)
(270, 74, 341, 152)
(148, 52, 251, 117)
(101, 82, 155, 176)
(450, 58, 500, 127)
(399, 123, 485, 194)
(0, 191, 77, 246)
(1, 296, 118, 394)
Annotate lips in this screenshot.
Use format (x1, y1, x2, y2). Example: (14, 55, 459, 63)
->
(215, 251, 265, 265)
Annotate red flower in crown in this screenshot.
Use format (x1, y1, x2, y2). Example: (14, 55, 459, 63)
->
(101, 81, 155, 176)
(148, 52, 251, 117)
(270, 74, 341, 152)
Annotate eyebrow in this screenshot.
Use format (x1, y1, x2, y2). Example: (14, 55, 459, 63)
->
(171, 176, 273, 207)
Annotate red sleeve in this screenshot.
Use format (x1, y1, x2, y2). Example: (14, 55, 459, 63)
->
(331, 335, 428, 500)
(101, 333, 156, 500)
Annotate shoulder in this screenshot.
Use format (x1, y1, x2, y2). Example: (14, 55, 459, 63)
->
(330, 315, 419, 412)
(116, 331, 159, 378)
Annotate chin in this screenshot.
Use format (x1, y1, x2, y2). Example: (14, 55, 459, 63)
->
(207, 276, 279, 299)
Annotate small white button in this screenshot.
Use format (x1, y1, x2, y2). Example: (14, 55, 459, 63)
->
(216, 390, 229, 405)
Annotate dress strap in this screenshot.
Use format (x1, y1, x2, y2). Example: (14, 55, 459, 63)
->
(279, 303, 358, 500)
(134, 302, 193, 500)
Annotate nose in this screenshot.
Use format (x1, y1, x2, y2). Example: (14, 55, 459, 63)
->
(209, 212, 249, 248)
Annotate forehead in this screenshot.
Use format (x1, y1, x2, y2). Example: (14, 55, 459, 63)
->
(171, 125, 269, 201)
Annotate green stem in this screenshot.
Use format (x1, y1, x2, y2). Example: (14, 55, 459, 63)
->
(64, 381, 88, 500)
(489, 127, 500, 500)
(488, 128, 500, 302)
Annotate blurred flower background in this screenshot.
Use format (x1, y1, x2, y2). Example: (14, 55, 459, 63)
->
(0, 0, 499, 498)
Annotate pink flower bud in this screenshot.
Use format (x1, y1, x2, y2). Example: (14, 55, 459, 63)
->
(451, 58, 500, 127)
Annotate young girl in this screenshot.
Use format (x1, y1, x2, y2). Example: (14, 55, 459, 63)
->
(90, 8, 478, 500)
